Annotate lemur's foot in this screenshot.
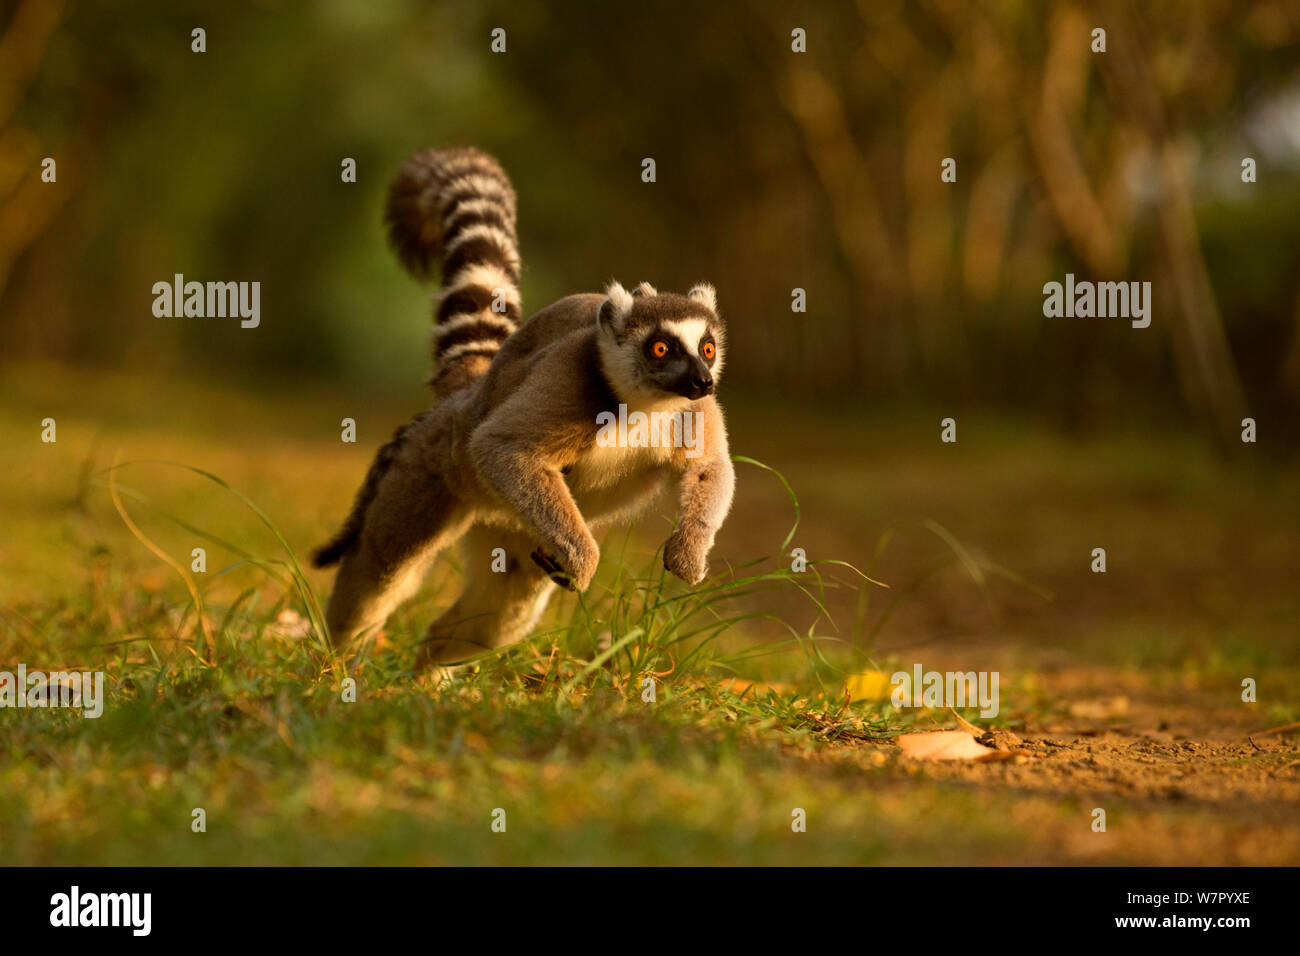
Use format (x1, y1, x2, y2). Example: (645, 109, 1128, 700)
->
(531, 549, 576, 591)
(414, 645, 473, 682)
(531, 538, 599, 591)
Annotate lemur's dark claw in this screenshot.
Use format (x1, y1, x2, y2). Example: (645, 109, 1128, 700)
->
(531, 549, 576, 591)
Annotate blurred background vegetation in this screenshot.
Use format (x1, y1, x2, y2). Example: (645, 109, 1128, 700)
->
(4, 0, 1300, 445)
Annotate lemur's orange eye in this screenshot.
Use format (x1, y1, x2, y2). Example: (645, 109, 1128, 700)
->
(702, 342, 716, 360)
(652, 341, 669, 358)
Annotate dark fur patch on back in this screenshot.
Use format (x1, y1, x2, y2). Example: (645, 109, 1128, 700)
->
(311, 411, 432, 567)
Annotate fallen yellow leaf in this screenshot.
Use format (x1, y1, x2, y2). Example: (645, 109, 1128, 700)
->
(846, 670, 895, 701)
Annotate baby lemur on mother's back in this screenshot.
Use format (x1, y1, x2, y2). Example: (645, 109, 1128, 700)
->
(312, 148, 735, 670)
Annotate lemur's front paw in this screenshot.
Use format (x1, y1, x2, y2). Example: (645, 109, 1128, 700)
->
(663, 527, 710, 586)
(531, 539, 599, 592)
(530, 549, 575, 590)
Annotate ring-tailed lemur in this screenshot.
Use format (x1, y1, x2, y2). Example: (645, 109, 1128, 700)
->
(312, 147, 735, 671)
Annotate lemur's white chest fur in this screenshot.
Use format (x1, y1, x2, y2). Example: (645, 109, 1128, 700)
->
(568, 439, 675, 490)
(565, 394, 692, 519)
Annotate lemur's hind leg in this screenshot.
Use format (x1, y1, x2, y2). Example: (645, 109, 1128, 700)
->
(325, 467, 469, 650)
(416, 526, 557, 669)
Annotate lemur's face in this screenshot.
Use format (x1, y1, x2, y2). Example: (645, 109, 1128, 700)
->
(597, 281, 725, 403)
(641, 318, 719, 399)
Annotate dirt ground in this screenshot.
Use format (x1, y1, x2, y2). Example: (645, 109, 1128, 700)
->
(821, 666, 1300, 864)
(713, 399, 1300, 865)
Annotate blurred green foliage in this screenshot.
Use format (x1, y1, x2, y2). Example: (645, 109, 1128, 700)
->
(3, 0, 1300, 439)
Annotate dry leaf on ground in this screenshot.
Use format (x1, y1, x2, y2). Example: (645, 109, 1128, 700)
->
(897, 730, 998, 760)
(717, 677, 791, 696)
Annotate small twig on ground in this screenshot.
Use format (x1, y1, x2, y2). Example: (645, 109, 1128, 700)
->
(1250, 721, 1300, 739)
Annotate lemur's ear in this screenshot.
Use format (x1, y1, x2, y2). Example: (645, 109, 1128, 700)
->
(599, 280, 634, 335)
(687, 283, 717, 313)
(632, 281, 657, 297)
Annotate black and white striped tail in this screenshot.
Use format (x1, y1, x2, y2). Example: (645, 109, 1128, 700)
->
(385, 147, 522, 396)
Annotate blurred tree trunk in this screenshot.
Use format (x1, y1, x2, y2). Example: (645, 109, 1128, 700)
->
(771, 59, 907, 388)
(1098, 0, 1248, 446)
(0, 0, 67, 298)
(1028, 5, 1125, 277)
(1280, 281, 1300, 395)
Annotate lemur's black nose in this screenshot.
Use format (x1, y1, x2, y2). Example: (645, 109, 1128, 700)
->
(691, 372, 713, 396)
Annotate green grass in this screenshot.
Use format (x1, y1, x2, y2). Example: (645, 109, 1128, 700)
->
(0, 530, 947, 866)
(0, 674, 1023, 866)
(2, 362, 1299, 864)
(2, 570, 1051, 866)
